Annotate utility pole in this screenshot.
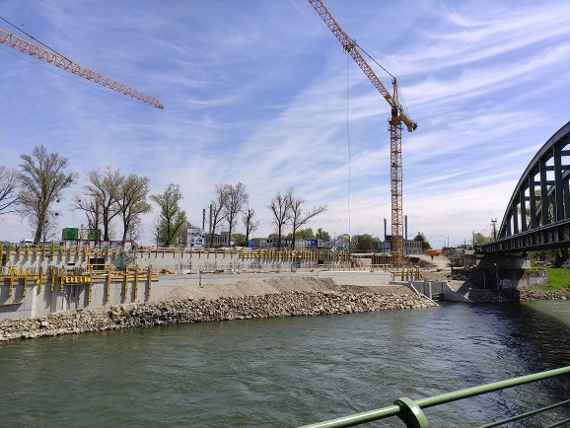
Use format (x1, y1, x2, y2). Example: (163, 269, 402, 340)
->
(491, 218, 498, 241)
(202, 209, 206, 233)
(208, 204, 213, 249)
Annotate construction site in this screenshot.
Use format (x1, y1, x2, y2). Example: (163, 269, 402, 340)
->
(4, 1, 570, 427)
(0, 0, 441, 324)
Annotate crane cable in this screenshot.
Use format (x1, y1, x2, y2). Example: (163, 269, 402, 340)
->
(346, 52, 352, 241)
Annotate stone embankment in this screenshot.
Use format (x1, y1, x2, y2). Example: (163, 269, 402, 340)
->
(0, 286, 436, 342)
(519, 288, 570, 302)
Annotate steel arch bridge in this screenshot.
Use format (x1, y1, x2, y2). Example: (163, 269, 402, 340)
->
(483, 122, 570, 254)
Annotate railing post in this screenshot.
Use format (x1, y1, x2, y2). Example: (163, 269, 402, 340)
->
(394, 398, 429, 428)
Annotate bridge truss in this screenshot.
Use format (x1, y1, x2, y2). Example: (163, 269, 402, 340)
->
(483, 122, 570, 254)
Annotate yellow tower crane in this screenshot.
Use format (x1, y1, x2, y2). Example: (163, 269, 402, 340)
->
(308, 0, 417, 265)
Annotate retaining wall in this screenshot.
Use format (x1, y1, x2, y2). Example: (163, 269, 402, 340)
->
(0, 270, 397, 321)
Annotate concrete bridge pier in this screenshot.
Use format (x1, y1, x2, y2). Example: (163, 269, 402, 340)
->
(475, 254, 545, 290)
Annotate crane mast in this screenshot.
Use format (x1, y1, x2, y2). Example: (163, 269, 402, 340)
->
(308, 0, 417, 265)
(0, 26, 163, 109)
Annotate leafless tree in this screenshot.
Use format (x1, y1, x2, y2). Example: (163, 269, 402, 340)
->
(18, 145, 75, 243)
(269, 191, 292, 249)
(0, 166, 19, 215)
(288, 193, 327, 249)
(208, 185, 229, 247)
(116, 174, 151, 244)
(223, 182, 248, 247)
(242, 208, 259, 244)
(83, 169, 123, 241)
(74, 194, 101, 235)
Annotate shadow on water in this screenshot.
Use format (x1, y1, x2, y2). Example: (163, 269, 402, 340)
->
(0, 302, 569, 427)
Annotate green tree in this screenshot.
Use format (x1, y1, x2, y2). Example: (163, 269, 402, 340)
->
(315, 228, 330, 241)
(472, 232, 490, 246)
(413, 232, 432, 251)
(232, 233, 246, 247)
(287, 228, 314, 240)
(18, 145, 75, 243)
(151, 184, 187, 246)
(352, 234, 379, 252)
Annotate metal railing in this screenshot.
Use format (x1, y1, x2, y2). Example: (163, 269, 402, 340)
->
(299, 366, 570, 428)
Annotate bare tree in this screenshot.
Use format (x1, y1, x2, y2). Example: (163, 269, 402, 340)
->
(269, 191, 292, 249)
(208, 185, 229, 247)
(18, 145, 75, 243)
(223, 182, 248, 247)
(0, 166, 19, 215)
(151, 183, 187, 246)
(243, 208, 259, 244)
(84, 169, 123, 241)
(116, 174, 151, 244)
(74, 194, 101, 235)
(288, 193, 327, 249)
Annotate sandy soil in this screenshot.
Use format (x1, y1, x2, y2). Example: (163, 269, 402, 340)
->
(155, 277, 413, 301)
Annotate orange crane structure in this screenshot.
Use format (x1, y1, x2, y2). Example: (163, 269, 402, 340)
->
(308, 0, 417, 265)
(0, 25, 163, 109)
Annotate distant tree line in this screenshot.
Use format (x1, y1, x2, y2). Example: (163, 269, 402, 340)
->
(0, 145, 329, 247)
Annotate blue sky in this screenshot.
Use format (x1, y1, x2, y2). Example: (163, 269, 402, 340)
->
(1, 0, 570, 247)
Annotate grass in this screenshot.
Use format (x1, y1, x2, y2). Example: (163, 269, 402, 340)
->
(545, 268, 570, 290)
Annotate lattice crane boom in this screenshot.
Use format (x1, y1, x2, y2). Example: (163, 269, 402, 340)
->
(0, 26, 163, 109)
(307, 0, 415, 133)
(308, 0, 417, 265)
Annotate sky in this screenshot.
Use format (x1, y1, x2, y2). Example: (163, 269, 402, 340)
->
(1, 0, 570, 247)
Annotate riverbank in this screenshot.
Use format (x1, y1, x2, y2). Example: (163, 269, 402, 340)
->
(519, 288, 570, 302)
(0, 282, 437, 342)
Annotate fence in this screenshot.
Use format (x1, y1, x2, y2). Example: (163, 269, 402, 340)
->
(299, 366, 570, 427)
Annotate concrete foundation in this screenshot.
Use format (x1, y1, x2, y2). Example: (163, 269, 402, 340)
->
(0, 270, 396, 321)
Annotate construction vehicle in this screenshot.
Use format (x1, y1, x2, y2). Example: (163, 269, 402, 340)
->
(308, 0, 417, 265)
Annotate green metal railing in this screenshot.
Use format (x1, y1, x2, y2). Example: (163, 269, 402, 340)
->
(299, 366, 570, 428)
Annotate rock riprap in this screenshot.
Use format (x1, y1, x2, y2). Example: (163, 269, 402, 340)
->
(519, 288, 570, 302)
(0, 288, 437, 342)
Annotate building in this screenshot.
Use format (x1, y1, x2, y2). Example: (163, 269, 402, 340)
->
(204, 231, 230, 248)
(248, 237, 332, 249)
(186, 226, 205, 249)
(377, 235, 423, 255)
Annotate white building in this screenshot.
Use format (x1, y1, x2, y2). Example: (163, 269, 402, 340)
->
(187, 226, 204, 249)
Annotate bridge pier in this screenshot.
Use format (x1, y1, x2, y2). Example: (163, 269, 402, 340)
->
(475, 254, 546, 291)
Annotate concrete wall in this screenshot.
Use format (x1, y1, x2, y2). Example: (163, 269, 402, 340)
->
(0, 280, 151, 321)
(2, 249, 310, 273)
(0, 270, 396, 321)
(316, 271, 392, 286)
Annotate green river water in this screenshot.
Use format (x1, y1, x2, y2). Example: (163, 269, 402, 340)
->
(1, 301, 569, 427)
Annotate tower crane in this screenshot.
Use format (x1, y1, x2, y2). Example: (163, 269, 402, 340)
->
(0, 25, 163, 109)
(308, 0, 417, 265)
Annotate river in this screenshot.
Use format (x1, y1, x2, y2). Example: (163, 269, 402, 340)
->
(1, 302, 570, 427)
